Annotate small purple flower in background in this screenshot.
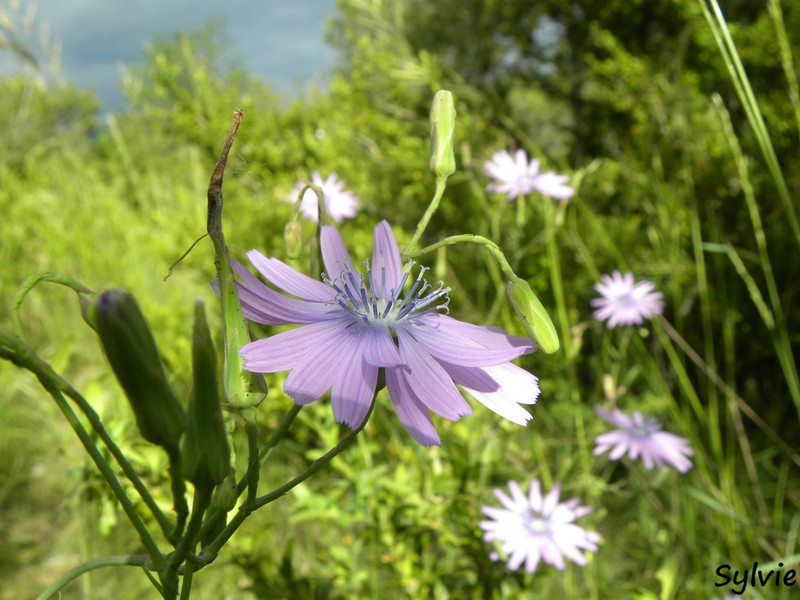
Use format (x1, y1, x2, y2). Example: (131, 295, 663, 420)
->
(593, 405, 694, 473)
(479, 479, 600, 573)
(591, 270, 664, 328)
(288, 171, 359, 223)
(484, 149, 574, 201)
(235, 220, 540, 446)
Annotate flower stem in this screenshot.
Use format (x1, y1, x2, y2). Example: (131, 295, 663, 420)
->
(11, 271, 92, 341)
(197, 402, 374, 565)
(406, 234, 516, 281)
(10, 274, 178, 540)
(0, 331, 166, 573)
(405, 177, 447, 253)
(35, 555, 149, 600)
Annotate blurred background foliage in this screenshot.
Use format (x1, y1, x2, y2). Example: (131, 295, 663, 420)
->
(1, 0, 799, 598)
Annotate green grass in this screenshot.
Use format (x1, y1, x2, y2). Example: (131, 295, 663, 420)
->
(2, 0, 800, 598)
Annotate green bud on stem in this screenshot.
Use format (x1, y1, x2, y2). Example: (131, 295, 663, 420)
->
(283, 219, 303, 260)
(94, 290, 186, 451)
(506, 277, 560, 354)
(429, 90, 456, 180)
(182, 299, 232, 492)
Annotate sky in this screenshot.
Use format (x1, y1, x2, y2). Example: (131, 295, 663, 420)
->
(3, 0, 337, 111)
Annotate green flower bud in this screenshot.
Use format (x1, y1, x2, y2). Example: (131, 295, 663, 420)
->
(94, 290, 185, 451)
(212, 474, 239, 511)
(506, 277, 560, 354)
(429, 90, 456, 180)
(182, 299, 232, 491)
(283, 219, 304, 260)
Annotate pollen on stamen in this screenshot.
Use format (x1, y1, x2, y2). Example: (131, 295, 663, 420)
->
(322, 258, 451, 327)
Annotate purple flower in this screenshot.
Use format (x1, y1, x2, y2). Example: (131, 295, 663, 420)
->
(236, 221, 540, 446)
(593, 405, 694, 473)
(591, 271, 664, 328)
(484, 149, 574, 201)
(479, 480, 600, 573)
(288, 171, 359, 223)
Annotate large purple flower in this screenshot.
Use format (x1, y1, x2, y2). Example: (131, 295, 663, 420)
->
(236, 221, 540, 445)
(593, 405, 694, 473)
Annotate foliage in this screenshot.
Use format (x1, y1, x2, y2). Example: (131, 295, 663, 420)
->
(1, 0, 799, 598)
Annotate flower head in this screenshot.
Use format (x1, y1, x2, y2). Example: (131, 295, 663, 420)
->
(593, 405, 694, 472)
(479, 480, 600, 573)
(591, 270, 663, 328)
(235, 221, 540, 446)
(484, 149, 574, 201)
(289, 171, 359, 223)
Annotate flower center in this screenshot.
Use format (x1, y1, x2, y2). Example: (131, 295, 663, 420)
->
(628, 416, 661, 437)
(323, 258, 450, 328)
(523, 511, 550, 535)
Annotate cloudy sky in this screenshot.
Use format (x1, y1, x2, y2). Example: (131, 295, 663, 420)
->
(5, 0, 337, 111)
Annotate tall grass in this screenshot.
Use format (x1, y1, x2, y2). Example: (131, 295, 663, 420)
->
(1, 0, 799, 598)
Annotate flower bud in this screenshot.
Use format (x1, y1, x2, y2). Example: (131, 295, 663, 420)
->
(506, 277, 560, 354)
(429, 90, 456, 180)
(182, 299, 232, 491)
(94, 290, 185, 451)
(283, 219, 304, 260)
(212, 474, 239, 511)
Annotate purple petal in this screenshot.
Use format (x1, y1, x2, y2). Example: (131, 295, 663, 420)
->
(395, 328, 472, 420)
(595, 405, 634, 428)
(320, 225, 354, 282)
(418, 313, 535, 353)
(442, 362, 538, 425)
(330, 332, 378, 428)
(222, 260, 334, 325)
(361, 325, 402, 366)
(405, 318, 532, 366)
(283, 326, 352, 404)
(239, 319, 350, 373)
(385, 366, 441, 446)
(247, 250, 333, 302)
(371, 220, 404, 300)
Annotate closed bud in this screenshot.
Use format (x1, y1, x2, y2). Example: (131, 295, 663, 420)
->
(283, 219, 303, 260)
(182, 299, 232, 491)
(94, 290, 185, 451)
(212, 474, 239, 511)
(429, 90, 456, 180)
(506, 277, 560, 354)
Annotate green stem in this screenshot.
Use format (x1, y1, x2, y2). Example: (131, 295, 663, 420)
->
(168, 450, 189, 543)
(246, 420, 260, 503)
(11, 271, 92, 341)
(0, 331, 166, 572)
(195, 405, 301, 547)
(198, 402, 374, 565)
(259, 404, 302, 466)
(178, 562, 195, 600)
(515, 193, 526, 229)
(36, 555, 149, 600)
(406, 234, 516, 281)
(14, 339, 175, 539)
(541, 199, 590, 466)
(11, 275, 176, 539)
(542, 200, 569, 357)
(405, 178, 447, 253)
(163, 488, 212, 599)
